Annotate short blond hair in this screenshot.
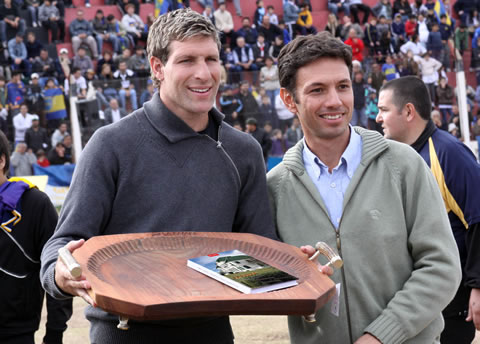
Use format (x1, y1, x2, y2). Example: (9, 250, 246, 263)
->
(147, 8, 221, 89)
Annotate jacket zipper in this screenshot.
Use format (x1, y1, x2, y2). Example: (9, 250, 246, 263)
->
(203, 124, 241, 185)
(336, 227, 354, 344)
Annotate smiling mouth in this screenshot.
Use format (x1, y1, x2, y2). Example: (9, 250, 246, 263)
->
(189, 87, 211, 94)
(319, 114, 343, 120)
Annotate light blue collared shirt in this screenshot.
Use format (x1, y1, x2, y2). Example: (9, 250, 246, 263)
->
(303, 127, 363, 229)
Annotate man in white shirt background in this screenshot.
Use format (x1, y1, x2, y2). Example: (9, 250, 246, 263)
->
(13, 104, 35, 146)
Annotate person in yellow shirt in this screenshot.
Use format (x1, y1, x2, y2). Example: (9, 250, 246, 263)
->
(297, 3, 317, 35)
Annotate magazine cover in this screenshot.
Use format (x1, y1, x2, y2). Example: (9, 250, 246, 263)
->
(187, 249, 298, 294)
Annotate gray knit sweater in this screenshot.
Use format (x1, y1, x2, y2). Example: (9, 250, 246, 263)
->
(40, 93, 276, 344)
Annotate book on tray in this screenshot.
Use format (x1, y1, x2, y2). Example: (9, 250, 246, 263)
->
(187, 249, 298, 294)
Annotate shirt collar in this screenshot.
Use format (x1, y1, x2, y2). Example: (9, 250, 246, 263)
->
(303, 126, 362, 179)
(143, 92, 224, 144)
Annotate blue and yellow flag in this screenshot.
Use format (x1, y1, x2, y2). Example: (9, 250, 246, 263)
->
(155, 0, 170, 16)
(434, 0, 452, 26)
(155, 0, 184, 16)
(44, 88, 67, 121)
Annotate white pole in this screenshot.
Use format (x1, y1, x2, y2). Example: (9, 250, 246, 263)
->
(69, 95, 83, 162)
(455, 49, 473, 152)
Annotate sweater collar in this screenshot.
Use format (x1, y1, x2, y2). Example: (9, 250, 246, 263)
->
(282, 127, 389, 176)
(142, 92, 224, 143)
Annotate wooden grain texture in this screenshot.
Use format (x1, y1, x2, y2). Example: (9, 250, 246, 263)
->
(73, 232, 335, 321)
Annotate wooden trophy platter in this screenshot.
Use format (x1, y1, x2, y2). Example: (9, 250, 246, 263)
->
(73, 232, 336, 321)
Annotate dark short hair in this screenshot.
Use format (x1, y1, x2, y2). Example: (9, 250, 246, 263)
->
(380, 76, 431, 121)
(107, 14, 115, 21)
(0, 131, 10, 174)
(278, 31, 352, 102)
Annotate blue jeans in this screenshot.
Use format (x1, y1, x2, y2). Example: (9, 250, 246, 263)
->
(266, 89, 279, 108)
(328, 2, 350, 16)
(96, 34, 120, 55)
(0, 19, 26, 43)
(119, 88, 137, 110)
(351, 108, 367, 127)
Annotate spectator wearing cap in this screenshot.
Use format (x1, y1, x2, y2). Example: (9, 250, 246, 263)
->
(9, 33, 31, 75)
(245, 117, 271, 163)
(0, 0, 26, 48)
(69, 9, 98, 59)
(39, 0, 65, 43)
(13, 104, 35, 145)
(219, 84, 243, 126)
(121, 3, 147, 46)
(92, 9, 119, 57)
(25, 73, 45, 117)
(10, 142, 37, 176)
(58, 48, 71, 84)
(72, 46, 94, 76)
(48, 142, 69, 165)
(25, 114, 49, 153)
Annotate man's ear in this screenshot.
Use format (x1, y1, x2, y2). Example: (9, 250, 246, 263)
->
(280, 88, 298, 114)
(0, 155, 6, 173)
(404, 103, 417, 122)
(149, 56, 164, 83)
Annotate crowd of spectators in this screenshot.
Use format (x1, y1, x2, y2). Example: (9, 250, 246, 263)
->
(0, 0, 480, 176)
(213, 0, 480, 160)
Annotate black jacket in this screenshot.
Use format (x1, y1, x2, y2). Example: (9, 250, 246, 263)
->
(0, 186, 72, 342)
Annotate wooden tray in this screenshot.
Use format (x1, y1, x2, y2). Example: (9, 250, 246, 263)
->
(73, 232, 335, 321)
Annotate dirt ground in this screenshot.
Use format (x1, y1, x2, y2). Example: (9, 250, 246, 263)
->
(35, 298, 478, 344)
(34, 298, 290, 344)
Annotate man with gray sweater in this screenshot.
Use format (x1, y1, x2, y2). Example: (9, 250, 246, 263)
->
(40, 8, 276, 344)
(268, 32, 461, 344)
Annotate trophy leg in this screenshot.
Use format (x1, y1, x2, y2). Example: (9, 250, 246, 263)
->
(117, 316, 129, 330)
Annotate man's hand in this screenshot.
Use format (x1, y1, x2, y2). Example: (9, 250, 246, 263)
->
(354, 333, 382, 344)
(467, 288, 480, 330)
(54, 239, 95, 306)
(300, 245, 334, 276)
